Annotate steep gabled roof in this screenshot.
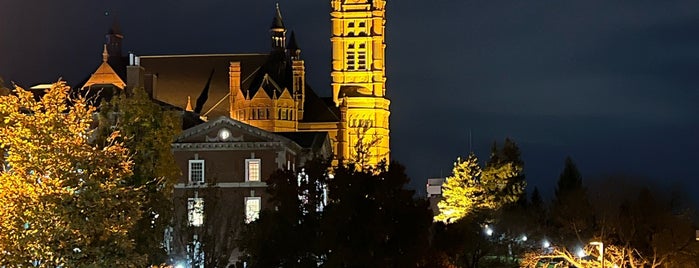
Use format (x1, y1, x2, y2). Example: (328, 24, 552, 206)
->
(301, 84, 340, 122)
(140, 54, 269, 118)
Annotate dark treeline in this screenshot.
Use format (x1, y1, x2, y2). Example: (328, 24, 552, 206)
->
(238, 140, 699, 268)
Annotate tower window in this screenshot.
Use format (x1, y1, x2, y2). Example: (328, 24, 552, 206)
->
(348, 22, 355, 28)
(359, 22, 366, 28)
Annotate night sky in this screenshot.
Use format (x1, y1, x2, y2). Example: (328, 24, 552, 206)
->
(1, 1, 698, 204)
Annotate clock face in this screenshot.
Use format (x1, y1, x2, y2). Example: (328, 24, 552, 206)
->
(218, 128, 231, 140)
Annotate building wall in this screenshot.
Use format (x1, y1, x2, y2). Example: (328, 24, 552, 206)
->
(331, 0, 390, 166)
(171, 125, 301, 265)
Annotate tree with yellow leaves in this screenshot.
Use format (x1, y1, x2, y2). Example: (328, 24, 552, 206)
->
(0, 82, 146, 267)
(435, 153, 484, 223)
(435, 141, 525, 223)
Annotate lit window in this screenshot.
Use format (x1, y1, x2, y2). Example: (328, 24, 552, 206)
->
(246, 159, 261, 182)
(189, 160, 205, 183)
(188, 197, 204, 227)
(245, 197, 261, 223)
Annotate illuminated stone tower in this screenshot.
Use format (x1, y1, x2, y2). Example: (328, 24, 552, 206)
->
(331, 0, 390, 165)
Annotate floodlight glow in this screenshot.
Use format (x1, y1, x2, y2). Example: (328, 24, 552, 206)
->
(175, 263, 185, 268)
(521, 234, 528, 241)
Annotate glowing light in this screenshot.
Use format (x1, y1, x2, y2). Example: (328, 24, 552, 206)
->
(576, 248, 586, 258)
(484, 225, 493, 236)
(542, 240, 550, 248)
(175, 263, 185, 268)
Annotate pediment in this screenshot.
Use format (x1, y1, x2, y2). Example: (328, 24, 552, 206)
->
(174, 116, 299, 148)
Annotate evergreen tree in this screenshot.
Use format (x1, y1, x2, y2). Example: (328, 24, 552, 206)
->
(95, 88, 180, 264)
(0, 82, 145, 267)
(435, 153, 483, 223)
(483, 138, 526, 207)
(549, 157, 594, 247)
(554, 156, 583, 200)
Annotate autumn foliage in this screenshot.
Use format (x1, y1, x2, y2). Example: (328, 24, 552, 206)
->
(0, 82, 145, 267)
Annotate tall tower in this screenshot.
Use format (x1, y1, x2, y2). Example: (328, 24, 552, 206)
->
(331, 0, 390, 166)
(105, 19, 123, 59)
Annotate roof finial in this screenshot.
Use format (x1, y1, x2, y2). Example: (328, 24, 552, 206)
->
(185, 96, 193, 112)
(276, 2, 282, 19)
(102, 44, 109, 62)
(271, 2, 285, 29)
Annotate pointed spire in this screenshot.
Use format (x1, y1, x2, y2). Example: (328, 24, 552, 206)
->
(271, 2, 285, 29)
(185, 96, 193, 112)
(288, 31, 301, 60)
(102, 44, 109, 62)
(288, 31, 300, 51)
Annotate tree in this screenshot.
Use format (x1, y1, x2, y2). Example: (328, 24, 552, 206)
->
(349, 124, 385, 170)
(484, 138, 526, 206)
(435, 139, 525, 223)
(240, 157, 331, 267)
(321, 162, 432, 267)
(549, 157, 595, 247)
(95, 88, 180, 265)
(435, 153, 483, 223)
(0, 82, 146, 267)
(0, 76, 9, 96)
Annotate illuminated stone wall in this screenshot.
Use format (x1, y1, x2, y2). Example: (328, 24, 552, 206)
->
(331, 0, 391, 165)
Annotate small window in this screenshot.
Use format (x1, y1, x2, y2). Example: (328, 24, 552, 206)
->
(188, 197, 204, 227)
(359, 22, 366, 28)
(359, 43, 366, 49)
(189, 160, 205, 183)
(246, 159, 261, 182)
(348, 22, 355, 28)
(245, 197, 261, 223)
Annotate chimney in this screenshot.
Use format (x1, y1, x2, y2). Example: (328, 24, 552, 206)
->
(229, 61, 241, 119)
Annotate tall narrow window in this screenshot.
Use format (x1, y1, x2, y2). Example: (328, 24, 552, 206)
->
(347, 43, 356, 70)
(188, 197, 204, 227)
(246, 159, 261, 182)
(245, 197, 261, 223)
(189, 160, 205, 183)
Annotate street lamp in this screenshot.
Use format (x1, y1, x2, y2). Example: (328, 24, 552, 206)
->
(590, 241, 604, 268)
